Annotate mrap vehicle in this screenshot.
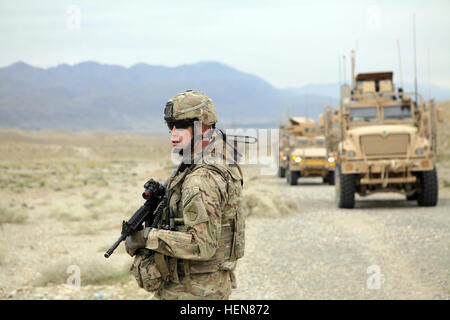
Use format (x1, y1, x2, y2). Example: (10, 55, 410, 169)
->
(279, 117, 335, 185)
(335, 66, 441, 208)
(319, 107, 341, 185)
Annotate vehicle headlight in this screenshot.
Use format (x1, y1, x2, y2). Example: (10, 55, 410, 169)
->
(328, 156, 335, 163)
(347, 150, 356, 157)
(415, 148, 424, 155)
(293, 156, 302, 163)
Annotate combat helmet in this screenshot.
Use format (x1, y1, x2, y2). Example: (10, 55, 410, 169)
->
(164, 90, 218, 127)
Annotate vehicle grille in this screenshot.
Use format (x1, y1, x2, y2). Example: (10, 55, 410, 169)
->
(360, 134, 409, 156)
(303, 157, 327, 167)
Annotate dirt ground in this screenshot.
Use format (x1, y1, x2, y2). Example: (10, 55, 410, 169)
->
(0, 128, 300, 299)
(0, 101, 449, 300)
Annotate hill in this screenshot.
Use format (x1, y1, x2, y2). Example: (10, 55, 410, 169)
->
(2, 61, 448, 133)
(0, 61, 336, 132)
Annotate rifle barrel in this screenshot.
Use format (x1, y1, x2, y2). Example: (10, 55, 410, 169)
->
(104, 234, 126, 258)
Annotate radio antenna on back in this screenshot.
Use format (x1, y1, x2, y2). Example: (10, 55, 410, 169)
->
(413, 13, 418, 106)
(338, 56, 342, 85)
(427, 48, 431, 101)
(397, 39, 404, 90)
(342, 55, 347, 84)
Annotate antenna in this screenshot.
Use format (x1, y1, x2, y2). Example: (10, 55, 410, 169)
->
(351, 50, 356, 90)
(397, 39, 404, 89)
(305, 88, 309, 119)
(342, 55, 347, 84)
(338, 56, 342, 85)
(413, 13, 418, 106)
(427, 48, 431, 101)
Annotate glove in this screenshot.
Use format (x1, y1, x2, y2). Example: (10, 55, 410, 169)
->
(125, 228, 149, 257)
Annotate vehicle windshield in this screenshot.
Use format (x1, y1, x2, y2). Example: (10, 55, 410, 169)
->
(314, 138, 325, 146)
(296, 137, 309, 146)
(349, 107, 378, 121)
(383, 104, 412, 119)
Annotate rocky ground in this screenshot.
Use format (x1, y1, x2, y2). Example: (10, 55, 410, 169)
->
(0, 128, 449, 300)
(231, 171, 450, 300)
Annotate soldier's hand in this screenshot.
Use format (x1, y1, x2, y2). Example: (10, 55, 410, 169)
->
(125, 228, 149, 257)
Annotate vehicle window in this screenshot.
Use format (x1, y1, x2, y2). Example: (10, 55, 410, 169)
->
(349, 107, 377, 121)
(315, 138, 325, 145)
(383, 104, 411, 119)
(296, 138, 309, 146)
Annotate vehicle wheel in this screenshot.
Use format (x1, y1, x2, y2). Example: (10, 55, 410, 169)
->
(287, 170, 298, 186)
(417, 168, 438, 206)
(323, 176, 329, 184)
(335, 164, 355, 208)
(328, 171, 335, 185)
(278, 166, 286, 178)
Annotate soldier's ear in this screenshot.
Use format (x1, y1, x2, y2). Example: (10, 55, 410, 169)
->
(202, 124, 212, 137)
(202, 124, 211, 133)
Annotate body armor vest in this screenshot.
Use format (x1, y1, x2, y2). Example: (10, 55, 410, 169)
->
(161, 160, 244, 281)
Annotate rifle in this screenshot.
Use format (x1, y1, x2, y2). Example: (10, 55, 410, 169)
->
(104, 128, 256, 258)
(104, 178, 167, 258)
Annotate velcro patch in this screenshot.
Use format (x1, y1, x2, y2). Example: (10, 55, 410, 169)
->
(183, 194, 209, 227)
(186, 210, 198, 221)
(182, 186, 200, 207)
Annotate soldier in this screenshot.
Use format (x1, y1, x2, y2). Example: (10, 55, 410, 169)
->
(125, 90, 245, 300)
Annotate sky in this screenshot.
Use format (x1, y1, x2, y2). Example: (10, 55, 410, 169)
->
(1, 0, 449, 88)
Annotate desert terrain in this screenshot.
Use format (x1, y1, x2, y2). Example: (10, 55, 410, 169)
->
(0, 101, 449, 299)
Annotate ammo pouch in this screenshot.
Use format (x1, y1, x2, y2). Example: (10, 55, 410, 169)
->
(130, 248, 164, 292)
(231, 207, 245, 260)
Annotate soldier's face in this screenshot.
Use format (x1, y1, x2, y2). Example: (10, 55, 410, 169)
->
(169, 124, 193, 150)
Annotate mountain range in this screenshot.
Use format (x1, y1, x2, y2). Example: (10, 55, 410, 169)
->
(0, 61, 448, 133)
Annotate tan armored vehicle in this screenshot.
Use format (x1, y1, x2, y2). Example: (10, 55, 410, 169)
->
(278, 117, 335, 185)
(319, 106, 341, 185)
(335, 68, 440, 208)
(278, 117, 316, 178)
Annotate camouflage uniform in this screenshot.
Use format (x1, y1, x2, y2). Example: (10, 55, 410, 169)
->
(128, 90, 245, 300)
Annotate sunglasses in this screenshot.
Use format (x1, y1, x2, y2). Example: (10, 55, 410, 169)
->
(167, 120, 193, 131)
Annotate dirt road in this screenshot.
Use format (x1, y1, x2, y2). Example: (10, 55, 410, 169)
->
(232, 173, 450, 300)
(0, 128, 448, 300)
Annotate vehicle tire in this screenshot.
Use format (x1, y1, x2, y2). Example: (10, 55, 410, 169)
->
(323, 176, 329, 184)
(417, 168, 438, 207)
(335, 164, 355, 208)
(278, 166, 286, 178)
(328, 171, 335, 185)
(287, 170, 299, 186)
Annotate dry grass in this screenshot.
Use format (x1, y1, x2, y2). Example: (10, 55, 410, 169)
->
(32, 258, 132, 287)
(0, 206, 28, 225)
(241, 172, 300, 218)
(242, 185, 300, 218)
(0, 125, 448, 296)
(0, 246, 4, 266)
(437, 101, 450, 161)
(442, 179, 450, 188)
